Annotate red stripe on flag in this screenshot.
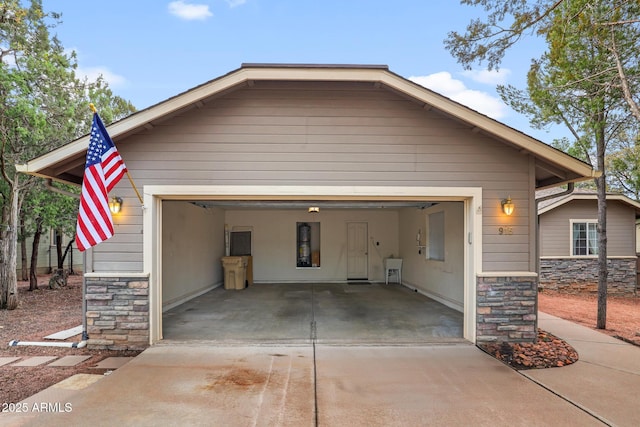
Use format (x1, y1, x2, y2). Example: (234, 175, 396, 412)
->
(102, 148, 127, 191)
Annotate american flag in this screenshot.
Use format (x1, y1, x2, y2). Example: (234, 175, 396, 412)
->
(75, 113, 127, 252)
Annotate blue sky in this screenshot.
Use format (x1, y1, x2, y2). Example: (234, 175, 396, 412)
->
(44, 0, 560, 142)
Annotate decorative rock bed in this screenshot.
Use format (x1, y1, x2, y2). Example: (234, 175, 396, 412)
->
(478, 329, 579, 370)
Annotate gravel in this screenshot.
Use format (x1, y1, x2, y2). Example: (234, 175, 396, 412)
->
(479, 329, 579, 369)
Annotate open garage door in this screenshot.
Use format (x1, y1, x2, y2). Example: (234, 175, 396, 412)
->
(143, 186, 481, 344)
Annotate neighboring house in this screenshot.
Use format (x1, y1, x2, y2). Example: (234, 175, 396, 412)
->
(17, 64, 596, 350)
(537, 188, 640, 296)
(16, 230, 82, 276)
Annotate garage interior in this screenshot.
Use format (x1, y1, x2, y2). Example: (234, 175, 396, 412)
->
(160, 199, 467, 343)
(162, 283, 465, 344)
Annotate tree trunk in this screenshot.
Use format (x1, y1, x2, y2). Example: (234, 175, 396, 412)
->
(60, 240, 74, 271)
(55, 228, 63, 268)
(29, 220, 42, 291)
(50, 229, 70, 288)
(595, 121, 608, 330)
(0, 185, 20, 310)
(20, 213, 28, 281)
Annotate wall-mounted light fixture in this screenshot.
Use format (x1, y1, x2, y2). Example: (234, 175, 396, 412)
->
(501, 196, 515, 216)
(109, 197, 123, 214)
(308, 206, 320, 213)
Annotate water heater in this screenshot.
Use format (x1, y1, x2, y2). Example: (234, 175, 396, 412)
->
(298, 223, 311, 267)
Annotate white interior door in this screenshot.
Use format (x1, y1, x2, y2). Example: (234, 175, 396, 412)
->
(347, 222, 368, 280)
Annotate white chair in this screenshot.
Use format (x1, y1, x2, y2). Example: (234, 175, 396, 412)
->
(384, 258, 403, 284)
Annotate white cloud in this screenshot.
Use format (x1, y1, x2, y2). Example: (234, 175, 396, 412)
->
(409, 72, 508, 119)
(168, 1, 213, 20)
(226, 0, 247, 7)
(460, 68, 511, 85)
(1, 49, 16, 67)
(77, 66, 127, 88)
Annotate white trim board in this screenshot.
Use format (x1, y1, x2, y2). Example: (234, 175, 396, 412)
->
(143, 185, 483, 345)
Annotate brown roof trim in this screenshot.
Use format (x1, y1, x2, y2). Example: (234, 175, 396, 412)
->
(241, 63, 390, 70)
(538, 191, 640, 215)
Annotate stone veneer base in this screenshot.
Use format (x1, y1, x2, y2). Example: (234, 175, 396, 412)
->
(85, 275, 150, 350)
(540, 258, 637, 296)
(476, 275, 537, 344)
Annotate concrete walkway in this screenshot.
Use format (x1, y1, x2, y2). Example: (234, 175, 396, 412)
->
(525, 312, 640, 426)
(3, 313, 639, 426)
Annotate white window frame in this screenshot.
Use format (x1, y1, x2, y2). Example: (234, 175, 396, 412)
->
(570, 219, 598, 257)
(425, 209, 445, 262)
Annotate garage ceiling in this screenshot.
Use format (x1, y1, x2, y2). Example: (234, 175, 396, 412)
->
(190, 200, 438, 210)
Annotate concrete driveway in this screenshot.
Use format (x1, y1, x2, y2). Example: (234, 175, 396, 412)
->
(4, 343, 604, 427)
(5, 286, 639, 426)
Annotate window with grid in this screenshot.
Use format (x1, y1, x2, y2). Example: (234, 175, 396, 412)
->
(572, 221, 598, 256)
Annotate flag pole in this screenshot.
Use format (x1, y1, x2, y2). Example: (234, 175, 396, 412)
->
(89, 103, 144, 205)
(127, 173, 144, 205)
(82, 103, 96, 341)
(82, 250, 88, 341)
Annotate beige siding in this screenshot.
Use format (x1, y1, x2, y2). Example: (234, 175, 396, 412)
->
(540, 199, 636, 257)
(98, 81, 532, 273)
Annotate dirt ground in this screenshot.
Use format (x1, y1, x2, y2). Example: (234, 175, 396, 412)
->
(1, 276, 638, 403)
(0, 275, 141, 404)
(479, 290, 640, 369)
(538, 290, 640, 346)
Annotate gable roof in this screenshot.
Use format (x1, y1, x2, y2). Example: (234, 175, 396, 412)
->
(17, 63, 597, 187)
(537, 187, 640, 216)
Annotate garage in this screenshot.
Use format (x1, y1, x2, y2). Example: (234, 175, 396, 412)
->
(158, 196, 472, 344)
(18, 64, 595, 350)
(144, 185, 481, 344)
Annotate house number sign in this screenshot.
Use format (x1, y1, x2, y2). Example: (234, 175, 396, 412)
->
(498, 226, 513, 235)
